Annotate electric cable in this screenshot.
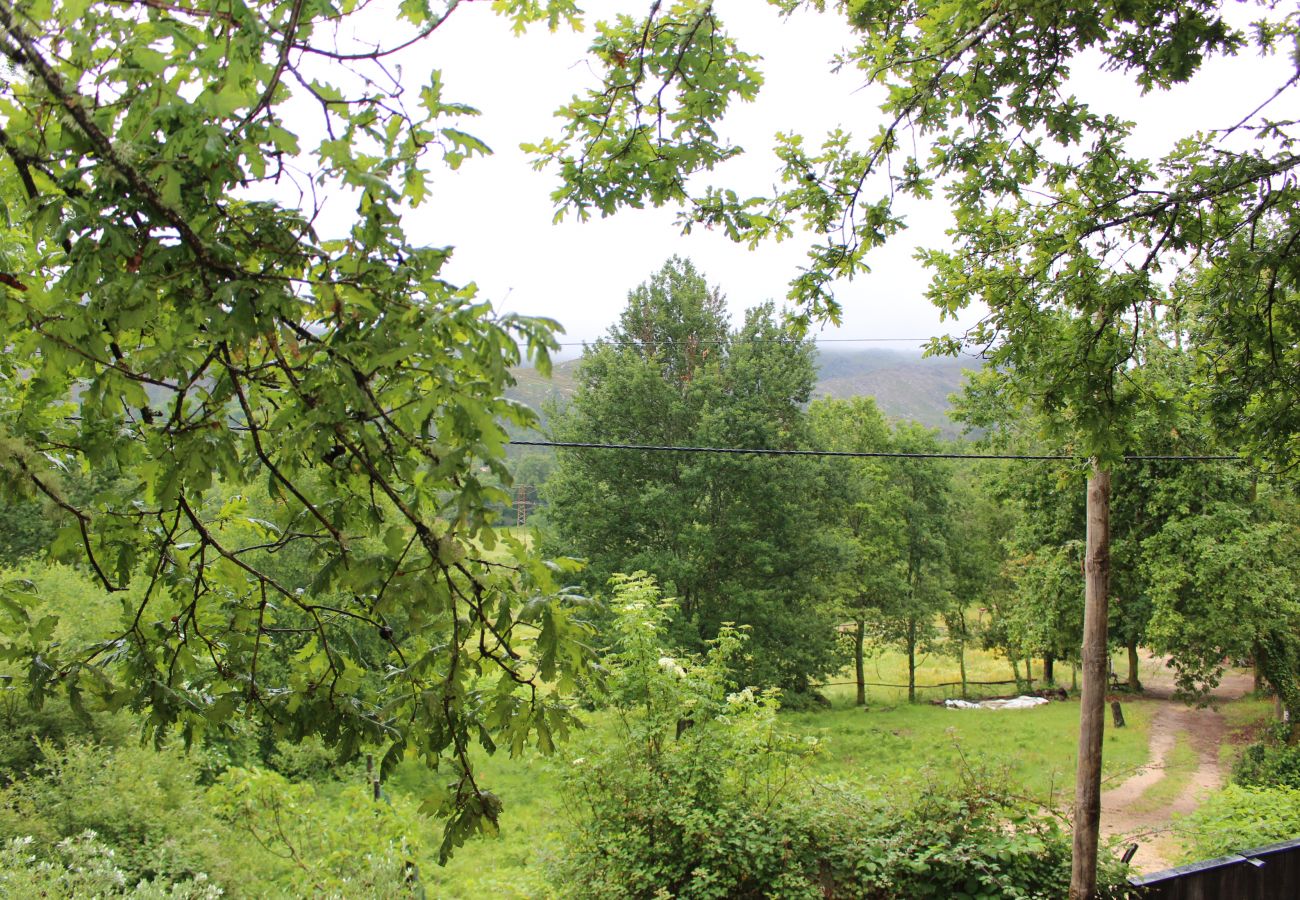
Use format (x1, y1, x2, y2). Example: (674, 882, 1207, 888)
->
(508, 439, 1243, 463)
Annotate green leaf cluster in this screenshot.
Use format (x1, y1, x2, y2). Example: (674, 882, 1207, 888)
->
(0, 0, 613, 852)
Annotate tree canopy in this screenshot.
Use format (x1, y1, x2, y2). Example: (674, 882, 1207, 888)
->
(544, 257, 841, 696)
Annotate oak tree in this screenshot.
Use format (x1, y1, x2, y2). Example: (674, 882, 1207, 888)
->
(0, 0, 600, 858)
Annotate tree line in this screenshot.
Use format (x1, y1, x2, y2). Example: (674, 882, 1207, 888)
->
(539, 257, 1300, 718)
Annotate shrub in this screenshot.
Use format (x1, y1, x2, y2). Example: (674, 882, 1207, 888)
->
(208, 765, 429, 898)
(0, 740, 235, 888)
(553, 573, 1127, 899)
(1177, 783, 1300, 861)
(1233, 722, 1300, 789)
(0, 831, 223, 899)
(552, 573, 823, 898)
(819, 769, 1130, 900)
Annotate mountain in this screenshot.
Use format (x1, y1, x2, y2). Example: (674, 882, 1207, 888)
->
(811, 348, 979, 437)
(506, 347, 979, 438)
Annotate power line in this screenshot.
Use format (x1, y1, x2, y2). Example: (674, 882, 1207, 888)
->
(508, 440, 1243, 463)
(546, 336, 938, 348)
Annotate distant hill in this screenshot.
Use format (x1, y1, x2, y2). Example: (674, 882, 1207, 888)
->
(811, 348, 979, 437)
(506, 347, 980, 438)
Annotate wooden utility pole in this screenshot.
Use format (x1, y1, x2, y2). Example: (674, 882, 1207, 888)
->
(1070, 464, 1111, 898)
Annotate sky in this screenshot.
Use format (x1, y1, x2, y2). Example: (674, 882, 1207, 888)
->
(304, 1, 1297, 356)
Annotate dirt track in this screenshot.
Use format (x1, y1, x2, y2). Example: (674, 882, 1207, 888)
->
(1099, 655, 1255, 873)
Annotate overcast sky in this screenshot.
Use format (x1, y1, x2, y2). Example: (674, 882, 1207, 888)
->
(306, 1, 1295, 355)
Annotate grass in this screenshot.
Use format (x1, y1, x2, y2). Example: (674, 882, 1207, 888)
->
(818, 646, 1064, 707)
(1128, 732, 1199, 816)
(1218, 696, 1276, 770)
(405, 643, 1155, 898)
(784, 698, 1152, 808)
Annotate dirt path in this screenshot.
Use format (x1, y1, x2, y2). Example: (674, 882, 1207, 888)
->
(1099, 655, 1255, 873)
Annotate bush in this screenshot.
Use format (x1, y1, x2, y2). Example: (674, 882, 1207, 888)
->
(208, 765, 429, 898)
(1233, 722, 1300, 789)
(0, 740, 235, 888)
(1177, 783, 1300, 861)
(0, 693, 135, 785)
(0, 831, 223, 899)
(819, 769, 1130, 900)
(553, 573, 823, 898)
(553, 573, 1127, 899)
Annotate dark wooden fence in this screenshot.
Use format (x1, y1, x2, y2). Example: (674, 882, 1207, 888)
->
(1128, 837, 1300, 899)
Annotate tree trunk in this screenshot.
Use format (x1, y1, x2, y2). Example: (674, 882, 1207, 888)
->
(1011, 657, 1023, 692)
(1071, 465, 1111, 900)
(907, 620, 917, 704)
(1044, 654, 1055, 687)
(855, 618, 867, 707)
(959, 638, 968, 700)
(1127, 641, 1142, 692)
(1025, 656, 1034, 687)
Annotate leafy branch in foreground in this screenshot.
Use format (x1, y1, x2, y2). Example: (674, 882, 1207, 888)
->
(0, 0, 595, 857)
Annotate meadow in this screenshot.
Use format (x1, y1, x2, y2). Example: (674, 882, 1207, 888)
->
(416, 645, 1156, 898)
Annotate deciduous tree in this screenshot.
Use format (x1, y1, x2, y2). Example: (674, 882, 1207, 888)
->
(0, 0, 599, 857)
(808, 396, 903, 706)
(544, 258, 840, 696)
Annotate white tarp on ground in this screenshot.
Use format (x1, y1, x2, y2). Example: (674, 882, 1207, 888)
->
(944, 695, 1049, 710)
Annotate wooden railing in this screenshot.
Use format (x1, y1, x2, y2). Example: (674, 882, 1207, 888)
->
(1128, 836, 1300, 899)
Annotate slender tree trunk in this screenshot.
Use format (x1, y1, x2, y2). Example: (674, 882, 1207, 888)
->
(1025, 656, 1034, 687)
(855, 618, 867, 707)
(907, 620, 917, 703)
(1044, 654, 1055, 687)
(1011, 657, 1023, 692)
(959, 639, 968, 700)
(1071, 465, 1111, 900)
(1252, 641, 1264, 694)
(1127, 641, 1142, 692)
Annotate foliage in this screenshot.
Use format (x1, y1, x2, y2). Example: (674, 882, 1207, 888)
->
(831, 767, 1130, 900)
(535, 0, 1300, 452)
(0, 740, 234, 888)
(533, 0, 1299, 458)
(1177, 783, 1300, 862)
(867, 423, 952, 702)
(0, 831, 223, 900)
(807, 397, 904, 704)
(544, 258, 840, 695)
(0, 729, 439, 897)
(554, 573, 1129, 899)
(957, 349, 1271, 693)
(0, 0, 608, 852)
(0, 692, 135, 786)
(208, 766, 428, 898)
(553, 572, 827, 897)
(944, 467, 1011, 666)
(1233, 722, 1300, 791)
(1144, 494, 1300, 719)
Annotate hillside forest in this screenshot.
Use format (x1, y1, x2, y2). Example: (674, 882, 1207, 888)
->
(3, 1, 1300, 898)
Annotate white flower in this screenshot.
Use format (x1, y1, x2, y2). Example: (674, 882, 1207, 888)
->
(658, 656, 685, 676)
